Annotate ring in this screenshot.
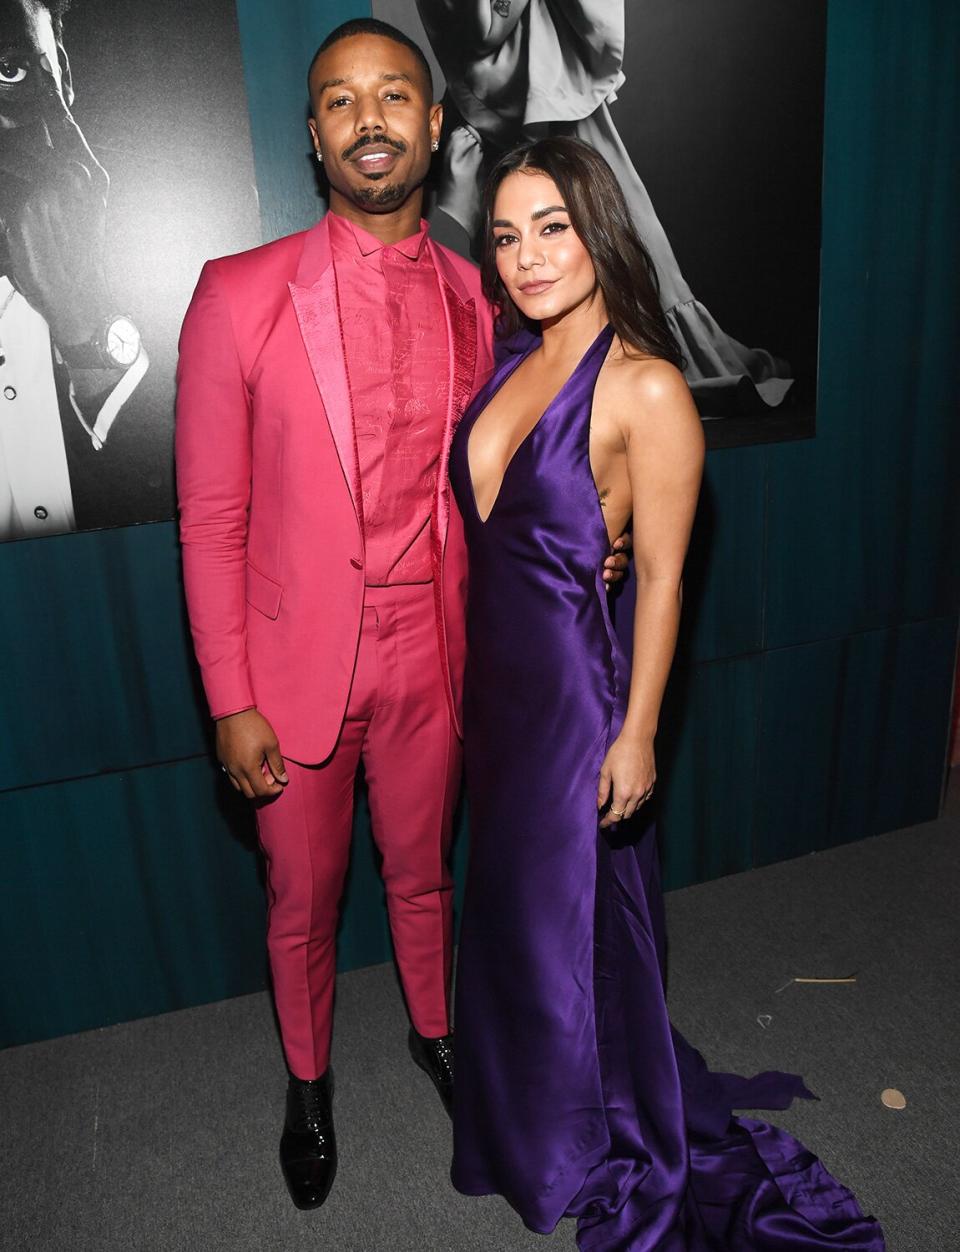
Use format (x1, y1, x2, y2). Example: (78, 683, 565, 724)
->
(609, 807, 624, 818)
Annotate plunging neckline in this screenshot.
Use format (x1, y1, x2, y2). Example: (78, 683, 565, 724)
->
(466, 324, 612, 525)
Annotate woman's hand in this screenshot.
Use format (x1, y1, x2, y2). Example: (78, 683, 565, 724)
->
(436, 124, 485, 238)
(597, 732, 655, 828)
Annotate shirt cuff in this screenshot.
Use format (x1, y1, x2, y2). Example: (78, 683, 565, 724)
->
(65, 344, 150, 450)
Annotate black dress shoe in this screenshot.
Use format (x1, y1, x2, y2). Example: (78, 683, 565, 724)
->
(408, 1027, 454, 1117)
(279, 1070, 337, 1210)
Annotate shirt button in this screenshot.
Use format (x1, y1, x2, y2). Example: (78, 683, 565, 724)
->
(34, 506, 48, 520)
(350, 557, 363, 570)
(3, 386, 16, 400)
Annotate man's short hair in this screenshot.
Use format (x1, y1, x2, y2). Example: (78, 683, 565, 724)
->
(309, 18, 433, 98)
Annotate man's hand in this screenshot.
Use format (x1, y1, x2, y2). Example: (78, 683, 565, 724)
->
(0, 73, 112, 349)
(216, 709, 289, 800)
(603, 532, 632, 591)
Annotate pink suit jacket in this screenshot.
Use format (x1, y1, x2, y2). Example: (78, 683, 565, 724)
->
(175, 216, 495, 764)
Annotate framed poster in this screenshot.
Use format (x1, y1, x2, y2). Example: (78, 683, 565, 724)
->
(374, 0, 826, 449)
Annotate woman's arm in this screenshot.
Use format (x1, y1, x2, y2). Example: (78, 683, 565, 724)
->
(597, 359, 705, 827)
(417, 0, 530, 54)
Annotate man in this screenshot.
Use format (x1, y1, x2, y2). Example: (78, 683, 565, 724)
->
(0, 0, 147, 540)
(176, 18, 627, 1211)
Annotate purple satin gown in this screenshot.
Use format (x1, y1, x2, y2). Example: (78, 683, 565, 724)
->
(447, 324, 886, 1251)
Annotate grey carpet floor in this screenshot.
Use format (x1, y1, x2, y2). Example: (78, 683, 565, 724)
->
(2, 775, 957, 1252)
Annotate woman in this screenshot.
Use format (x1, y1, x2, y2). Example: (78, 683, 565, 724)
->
(447, 137, 884, 1250)
(418, 0, 794, 414)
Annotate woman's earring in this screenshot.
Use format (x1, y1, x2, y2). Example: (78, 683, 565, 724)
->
(315, 151, 323, 164)
(431, 141, 439, 152)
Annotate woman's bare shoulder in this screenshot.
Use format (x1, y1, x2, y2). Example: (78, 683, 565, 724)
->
(604, 343, 703, 449)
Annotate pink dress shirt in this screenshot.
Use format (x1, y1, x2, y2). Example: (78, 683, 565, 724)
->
(330, 212, 448, 586)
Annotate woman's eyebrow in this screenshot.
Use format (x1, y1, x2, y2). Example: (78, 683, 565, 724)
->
(530, 205, 568, 221)
(492, 206, 568, 228)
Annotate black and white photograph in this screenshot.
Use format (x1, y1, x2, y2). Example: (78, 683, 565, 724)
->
(0, 0, 260, 542)
(375, 0, 826, 443)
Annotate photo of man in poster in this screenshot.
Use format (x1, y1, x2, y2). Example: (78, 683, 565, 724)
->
(0, 0, 147, 541)
(0, 0, 261, 542)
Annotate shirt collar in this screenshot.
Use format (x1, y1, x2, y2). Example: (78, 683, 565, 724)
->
(327, 210, 430, 261)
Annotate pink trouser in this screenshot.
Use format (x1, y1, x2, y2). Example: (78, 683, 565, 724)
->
(256, 582, 460, 1080)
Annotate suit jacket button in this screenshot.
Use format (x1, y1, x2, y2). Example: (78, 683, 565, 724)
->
(34, 506, 48, 520)
(3, 386, 16, 400)
(350, 557, 363, 570)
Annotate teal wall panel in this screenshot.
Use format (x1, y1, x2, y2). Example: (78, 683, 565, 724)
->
(762, 1, 960, 650)
(754, 616, 957, 868)
(0, 523, 207, 793)
(679, 446, 767, 665)
(657, 656, 761, 891)
(0, 759, 266, 1048)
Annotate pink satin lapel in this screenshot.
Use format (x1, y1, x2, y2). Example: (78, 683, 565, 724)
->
(288, 273, 365, 529)
(436, 283, 477, 555)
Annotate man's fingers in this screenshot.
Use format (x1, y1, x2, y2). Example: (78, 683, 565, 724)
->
(235, 771, 257, 801)
(265, 745, 289, 786)
(239, 766, 279, 799)
(603, 552, 629, 585)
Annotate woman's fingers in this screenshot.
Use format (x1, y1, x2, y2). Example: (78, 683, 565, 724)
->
(597, 761, 613, 812)
(600, 779, 656, 826)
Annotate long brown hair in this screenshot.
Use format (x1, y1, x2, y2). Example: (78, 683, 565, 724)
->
(480, 137, 684, 369)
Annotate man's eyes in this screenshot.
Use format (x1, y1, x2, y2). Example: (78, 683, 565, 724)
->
(0, 58, 28, 86)
(328, 92, 408, 108)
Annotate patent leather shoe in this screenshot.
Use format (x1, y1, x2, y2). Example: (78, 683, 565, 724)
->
(279, 1070, 337, 1210)
(408, 1027, 454, 1117)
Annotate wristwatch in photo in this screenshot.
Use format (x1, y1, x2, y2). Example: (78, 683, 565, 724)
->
(59, 315, 143, 370)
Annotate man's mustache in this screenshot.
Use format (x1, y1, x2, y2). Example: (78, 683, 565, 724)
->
(341, 134, 407, 161)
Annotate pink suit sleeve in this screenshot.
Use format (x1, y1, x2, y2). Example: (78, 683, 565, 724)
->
(175, 260, 256, 721)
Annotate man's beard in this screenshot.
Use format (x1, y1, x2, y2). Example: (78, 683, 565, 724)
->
(353, 180, 410, 210)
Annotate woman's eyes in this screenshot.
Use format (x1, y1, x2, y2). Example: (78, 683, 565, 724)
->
(493, 222, 569, 247)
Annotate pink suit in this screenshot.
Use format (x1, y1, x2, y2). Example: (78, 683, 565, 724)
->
(175, 214, 494, 1077)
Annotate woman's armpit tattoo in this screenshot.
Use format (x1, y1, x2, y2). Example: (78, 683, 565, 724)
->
(493, 0, 511, 16)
